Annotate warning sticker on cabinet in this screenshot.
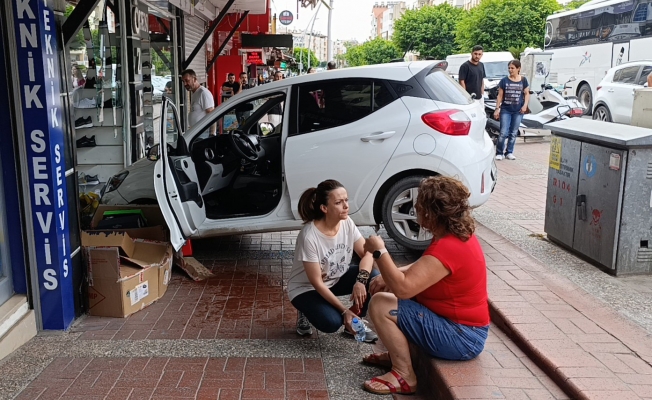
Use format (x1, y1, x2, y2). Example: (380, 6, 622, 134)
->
(130, 281, 149, 306)
(609, 153, 621, 171)
(549, 137, 562, 171)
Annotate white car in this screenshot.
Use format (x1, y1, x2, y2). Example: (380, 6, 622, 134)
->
(103, 61, 497, 251)
(593, 61, 652, 124)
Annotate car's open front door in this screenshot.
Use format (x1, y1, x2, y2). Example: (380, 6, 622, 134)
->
(154, 98, 207, 251)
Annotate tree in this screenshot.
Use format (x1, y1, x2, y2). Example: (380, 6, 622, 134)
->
(291, 47, 319, 73)
(565, 0, 590, 9)
(393, 4, 467, 60)
(344, 38, 401, 67)
(64, 6, 86, 50)
(455, 0, 561, 52)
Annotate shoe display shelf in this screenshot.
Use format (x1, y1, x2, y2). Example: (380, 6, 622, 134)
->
(75, 22, 125, 190)
(140, 37, 156, 158)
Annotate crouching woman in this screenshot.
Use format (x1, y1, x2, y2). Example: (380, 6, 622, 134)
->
(287, 179, 378, 342)
(362, 176, 490, 395)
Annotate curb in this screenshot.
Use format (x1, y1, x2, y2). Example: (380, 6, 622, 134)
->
(489, 296, 586, 400)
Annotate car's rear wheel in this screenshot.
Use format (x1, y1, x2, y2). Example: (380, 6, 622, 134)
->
(577, 84, 593, 116)
(381, 176, 432, 251)
(592, 105, 612, 122)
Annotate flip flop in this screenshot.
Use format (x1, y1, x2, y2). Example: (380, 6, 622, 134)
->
(363, 369, 417, 395)
(362, 352, 392, 368)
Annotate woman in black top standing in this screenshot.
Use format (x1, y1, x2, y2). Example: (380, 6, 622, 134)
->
(493, 60, 530, 161)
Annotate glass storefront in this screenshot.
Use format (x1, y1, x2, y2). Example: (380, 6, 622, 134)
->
(0, 158, 13, 306)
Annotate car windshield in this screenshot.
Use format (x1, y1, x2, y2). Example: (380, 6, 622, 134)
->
(484, 61, 509, 80)
(423, 69, 473, 105)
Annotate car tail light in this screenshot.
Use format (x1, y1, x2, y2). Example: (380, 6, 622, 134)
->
(570, 108, 584, 117)
(597, 86, 602, 91)
(422, 110, 471, 136)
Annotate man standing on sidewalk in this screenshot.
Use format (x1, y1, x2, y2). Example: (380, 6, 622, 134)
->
(459, 45, 486, 104)
(182, 69, 215, 134)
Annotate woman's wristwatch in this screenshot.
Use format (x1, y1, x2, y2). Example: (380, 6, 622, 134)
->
(372, 248, 388, 259)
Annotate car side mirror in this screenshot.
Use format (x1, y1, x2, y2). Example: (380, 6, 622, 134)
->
(259, 122, 275, 136)
(147, 144, 160, 161)
(568, 76, 577, 82)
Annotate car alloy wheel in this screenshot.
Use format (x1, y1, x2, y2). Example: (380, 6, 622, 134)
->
(592, 105, 611, 122)
(381, 176, 432, 251)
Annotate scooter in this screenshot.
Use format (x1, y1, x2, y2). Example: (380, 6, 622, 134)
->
(484, 77, 584, 142)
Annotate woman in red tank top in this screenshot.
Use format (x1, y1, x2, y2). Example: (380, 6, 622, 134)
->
(360, 176, 490, 395)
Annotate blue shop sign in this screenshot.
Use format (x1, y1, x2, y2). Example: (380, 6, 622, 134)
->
(12, 0, 74, 330)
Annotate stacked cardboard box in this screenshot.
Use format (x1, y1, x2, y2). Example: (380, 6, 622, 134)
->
(81, 205, 174, 318)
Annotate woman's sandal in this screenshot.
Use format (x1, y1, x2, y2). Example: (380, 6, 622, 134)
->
(363, 369, 417, 395)
(362, 352, 392, 369)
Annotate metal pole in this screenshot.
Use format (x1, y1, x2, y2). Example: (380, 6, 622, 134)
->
(327, 0, 333, 62)
(307, 2, 321, 70)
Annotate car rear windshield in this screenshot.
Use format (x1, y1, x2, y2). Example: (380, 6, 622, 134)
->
(423, 69, 474, 105)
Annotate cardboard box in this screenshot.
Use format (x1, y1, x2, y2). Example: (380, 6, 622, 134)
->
(90, 205, 169, 241)
(82, 231, 173, 318)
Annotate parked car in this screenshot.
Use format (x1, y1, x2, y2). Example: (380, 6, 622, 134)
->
(592, 61, 652, 124)
(445, 51, 513, 90)
(101, 61, 497, 251)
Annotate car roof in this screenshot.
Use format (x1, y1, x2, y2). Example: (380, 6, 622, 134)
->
(234, 61, 440, 98)
(610, 60, 652, 70)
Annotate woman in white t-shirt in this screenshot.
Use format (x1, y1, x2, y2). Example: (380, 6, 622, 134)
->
(287, 179, 379, 342)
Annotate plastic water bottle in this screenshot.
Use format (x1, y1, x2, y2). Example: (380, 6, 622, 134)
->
(351, 318, 366, 342)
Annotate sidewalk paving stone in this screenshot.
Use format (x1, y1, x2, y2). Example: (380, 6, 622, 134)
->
(4, 139, 652, 399)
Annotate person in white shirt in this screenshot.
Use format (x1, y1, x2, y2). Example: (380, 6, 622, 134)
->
(182, 69, 215, 135)
(287, 179, 379, 342)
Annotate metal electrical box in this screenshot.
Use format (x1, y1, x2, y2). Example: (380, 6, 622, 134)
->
(632, 88, 652, 129)
(544, 118, 652, 275)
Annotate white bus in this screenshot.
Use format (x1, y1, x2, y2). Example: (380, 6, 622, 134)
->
(544, 0, 652, 114)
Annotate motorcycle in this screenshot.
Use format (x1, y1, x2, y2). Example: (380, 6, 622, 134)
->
(484, 77, 584, 142)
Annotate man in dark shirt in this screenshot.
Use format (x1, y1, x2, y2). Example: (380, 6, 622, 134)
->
(458, 45, 486, 102)
(239, 72, 251, 90)
(221, 73, 241, 103)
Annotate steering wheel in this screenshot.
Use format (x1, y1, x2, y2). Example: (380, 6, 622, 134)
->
(230, 130, 260, 161)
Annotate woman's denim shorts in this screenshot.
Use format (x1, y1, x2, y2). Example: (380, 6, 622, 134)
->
(397, 299, 489, 361)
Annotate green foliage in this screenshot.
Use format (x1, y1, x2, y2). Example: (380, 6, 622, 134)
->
(393, 4, 467, 59)
(565, 0, 590, 9)
(152, 50, 171, 75)
(508, 45, 526, 59)
(291, 47, 319, 72)
(344, 38, 402, 67)
(64, 6, 86, 50)
(455, 0, 561, 52)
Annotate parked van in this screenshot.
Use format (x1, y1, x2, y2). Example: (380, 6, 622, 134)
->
(446, 51, 514, 87)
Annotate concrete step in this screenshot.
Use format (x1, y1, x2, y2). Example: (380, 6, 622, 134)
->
(0, 295, 36, 361)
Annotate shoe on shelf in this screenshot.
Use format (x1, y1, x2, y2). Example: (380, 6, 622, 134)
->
(85, 174, 100, 185)
(103, 99, 114, 108)
(75, 117, 93, 130)
(495, 154, 504, 160)
(142, 61, 151, 68)
(343, 319, 379, 343)
(76, 98, 96, 108)
(84, 77, 96, 89)
(296, 311, 313, 336)
(76, 135, 96, 147)
(505, 153, 516, 160)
